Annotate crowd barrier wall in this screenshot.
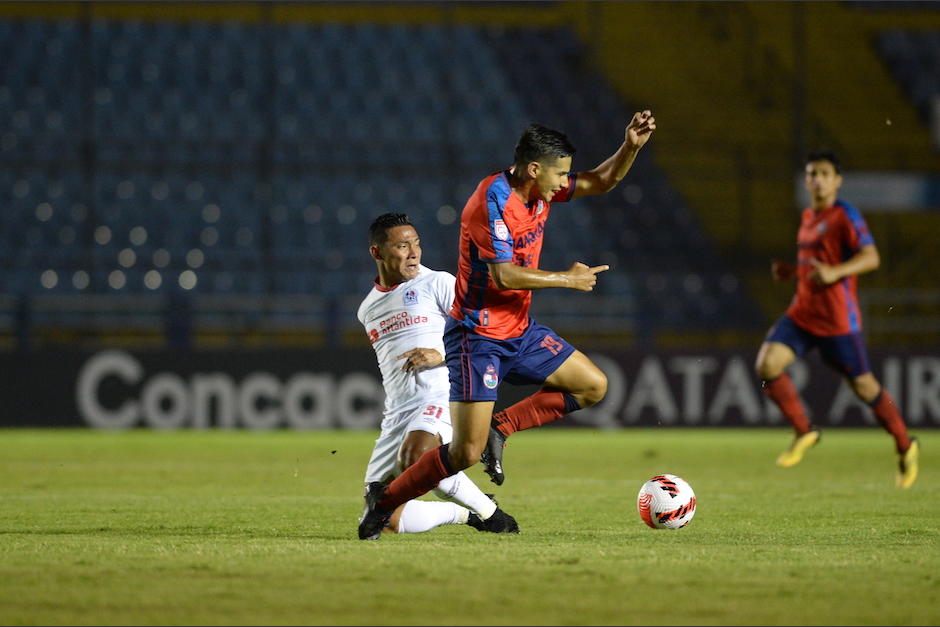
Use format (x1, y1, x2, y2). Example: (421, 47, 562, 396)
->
(2, 348, 938, 429)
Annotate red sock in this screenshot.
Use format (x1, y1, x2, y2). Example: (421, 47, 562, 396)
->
(378, 444, 453, 512)
(492, 387, 581, 437)
(762, 373, 812, 435)
(869, 390, 911, 454)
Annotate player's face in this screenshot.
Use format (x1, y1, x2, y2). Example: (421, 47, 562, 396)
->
(804, 160, 842, 205)
(533, 156, 572, 201)
(375, 225, 421, 284)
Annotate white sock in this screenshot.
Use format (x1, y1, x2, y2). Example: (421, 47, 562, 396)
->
(397, 500, 469, 534)
(433, 471, 498, 520)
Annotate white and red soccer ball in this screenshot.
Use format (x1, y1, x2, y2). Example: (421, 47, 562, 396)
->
(637, 474, 696, 529)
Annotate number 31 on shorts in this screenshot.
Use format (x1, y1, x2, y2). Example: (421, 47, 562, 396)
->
(422, 405, 444, 419)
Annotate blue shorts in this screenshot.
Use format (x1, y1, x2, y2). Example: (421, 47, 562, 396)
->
(765, 314, 871, 378)
(444, 317, 576, 402)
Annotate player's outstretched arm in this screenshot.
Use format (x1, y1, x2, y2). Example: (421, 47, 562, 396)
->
(572, 110, 656, 199)
(489, 261, 609, 292)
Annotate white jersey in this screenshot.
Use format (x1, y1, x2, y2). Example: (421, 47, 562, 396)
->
(357, 265, 455, 416)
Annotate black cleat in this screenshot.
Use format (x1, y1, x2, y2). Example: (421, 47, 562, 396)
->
(358, 481, 391, 540)
(480, 425, 507, 486)
(467, 507, 520, 534)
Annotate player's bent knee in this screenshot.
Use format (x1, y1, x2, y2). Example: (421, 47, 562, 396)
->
(578, 370, 608, 408)
(398, 433, 443, 469)
(850, 374, 880, 403)
(398, 447, 435, 471)
(400, 450, 423, 469)
(446, 441, 481, 471)
(755, 343, 794, 381)
(755, 363, 776, 381)
(755, 356, 783, 380)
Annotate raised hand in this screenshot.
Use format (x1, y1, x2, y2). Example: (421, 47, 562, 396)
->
(625, 110, 656, 150)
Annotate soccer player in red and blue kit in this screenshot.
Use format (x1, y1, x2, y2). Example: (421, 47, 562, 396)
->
(755, 151, 919, 488)
(359, 112, 656, 539)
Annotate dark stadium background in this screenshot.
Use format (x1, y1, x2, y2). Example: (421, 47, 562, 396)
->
(1, 1, 938, 430)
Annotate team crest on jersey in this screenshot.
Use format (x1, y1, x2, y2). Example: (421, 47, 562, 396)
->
(493, 219, 510, 241)
(483, 364, 499, 389)
(403, 289, 418, 306)
(816, 222, 828, 235)
(536, 200, 544, 215)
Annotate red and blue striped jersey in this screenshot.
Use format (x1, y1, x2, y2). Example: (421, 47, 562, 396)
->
(449, 169, 577, 339)
(787, 199, 875, 336)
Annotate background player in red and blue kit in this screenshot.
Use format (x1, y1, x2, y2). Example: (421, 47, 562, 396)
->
(359, 112, 656, 539)
(755, 151, 919, 488)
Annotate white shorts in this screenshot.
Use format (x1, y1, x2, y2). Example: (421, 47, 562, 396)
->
(363, 400, 453, 484)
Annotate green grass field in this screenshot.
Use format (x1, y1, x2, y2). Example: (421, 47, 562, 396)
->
(1, 427, 937, 626)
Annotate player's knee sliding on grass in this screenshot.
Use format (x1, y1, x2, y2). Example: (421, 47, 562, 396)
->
(370, 432, 512, 535)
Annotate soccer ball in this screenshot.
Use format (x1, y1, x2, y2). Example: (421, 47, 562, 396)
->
(636, 474, 696, 529)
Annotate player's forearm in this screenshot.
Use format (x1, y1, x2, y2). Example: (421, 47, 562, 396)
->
(834, 246, 880, 280)
(579, 143, 640, 195)
(489, 263, 572, 291)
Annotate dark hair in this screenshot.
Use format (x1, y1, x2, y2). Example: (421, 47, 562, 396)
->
(805, 151, 841, 174)
(368, 212, 412, 246)
(513, 124, 576, 167)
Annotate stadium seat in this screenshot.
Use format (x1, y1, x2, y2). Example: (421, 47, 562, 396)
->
(0, 16, 765, 338)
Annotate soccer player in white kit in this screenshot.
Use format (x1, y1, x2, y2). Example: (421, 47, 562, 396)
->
(357, 213, 519, 535)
